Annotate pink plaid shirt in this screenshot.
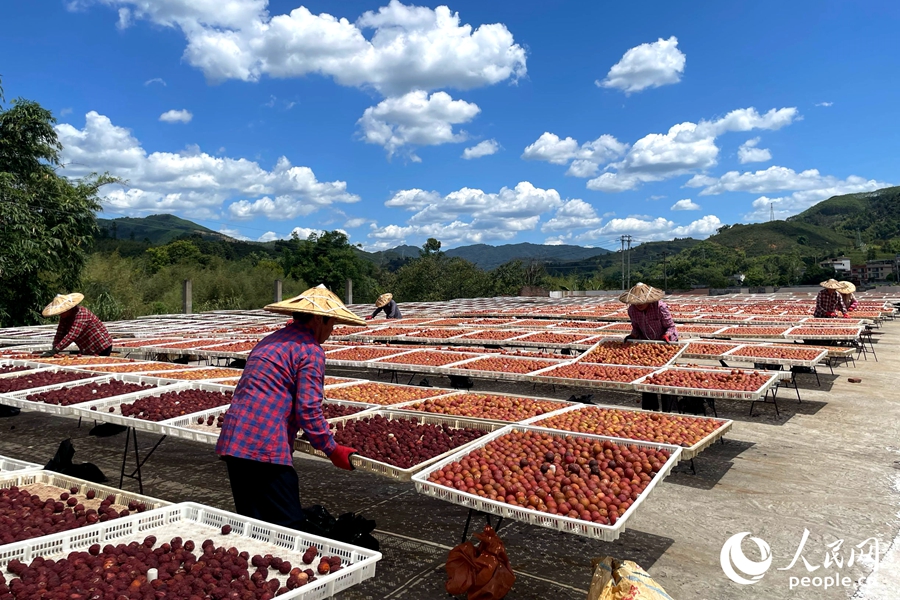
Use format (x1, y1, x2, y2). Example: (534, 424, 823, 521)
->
(627, 301, 678, 341)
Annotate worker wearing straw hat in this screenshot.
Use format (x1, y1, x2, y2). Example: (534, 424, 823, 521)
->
(814, 279, 847, 318)
(41, 293, 113, 357)
(619, 283, 681, 412)
(216, 284, 363, 531)
(838, 281, 859, 312)
(366, 292, 402, 320)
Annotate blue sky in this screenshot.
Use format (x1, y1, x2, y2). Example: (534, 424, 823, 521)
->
(3, 1, 898, 251)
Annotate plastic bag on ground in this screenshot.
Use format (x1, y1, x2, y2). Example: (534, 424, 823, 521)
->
(445, 525, 515, 600)
(586, 557, 673, 600)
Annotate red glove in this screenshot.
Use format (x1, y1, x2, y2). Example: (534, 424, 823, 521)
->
(364, 316, 373, 321)
(663, 333, 673, 343)
(328, 445, 357, 471)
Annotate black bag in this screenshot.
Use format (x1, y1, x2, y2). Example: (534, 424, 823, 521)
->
(301, 505, 379, 551)
(44, 439, 108, 483)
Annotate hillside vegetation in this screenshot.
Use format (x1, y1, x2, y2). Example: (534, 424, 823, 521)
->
(705, 220, 853, 257)
(789, 186, 900, 241)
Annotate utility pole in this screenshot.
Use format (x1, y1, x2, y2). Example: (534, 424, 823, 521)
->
(625, 235, 633, 288)
(769, 203, 774, 222)
(662, 251, 668, 292)
(620, 236, 626, 290)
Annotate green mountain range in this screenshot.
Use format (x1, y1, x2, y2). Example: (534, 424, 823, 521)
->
(97, 214, 228, 244)
(94, 185, 900, 272)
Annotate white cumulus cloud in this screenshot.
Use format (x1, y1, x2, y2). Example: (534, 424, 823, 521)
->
(744, 179, 891, 221)
(597, 36, 685, 94)
(577, 214, 721, 243)
(358, 91, 480, 161)
(56, 111, 359, 219)
(671, 199, 700, 211)
(815, 101, 833, 107)
(218, 227, 251, 241)
(522, 132, 628, 177)
(688, 165, 887, 197)
(370, 181, 564, 246)
(83, 0, 527, 96)
(159, 109, 193, 123)
(541, 199, 603, 232)
(737, 137, 772, 163)
(462, 139, 499, 159)
(575, 106, 799, 192)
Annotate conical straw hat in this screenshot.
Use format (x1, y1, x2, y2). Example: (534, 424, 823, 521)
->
(820, 279, 842, 290)
(375, 293, 393, 308)
(42, 293, 84, 317)
(838, 281, 856, 293)
(618, 282, 665, 305)
(264, 284, 366, 326)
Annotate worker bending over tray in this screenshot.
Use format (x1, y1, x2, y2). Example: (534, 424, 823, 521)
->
(619, 283, 689, 413)
(366, 292, 402, 320)
(814, 279, 847, 318)
(838, 281, 858, 312)
(42, 293, 113, 357)
(216, 284, 361, 531)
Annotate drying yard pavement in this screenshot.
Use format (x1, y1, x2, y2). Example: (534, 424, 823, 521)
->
(0, 326, 897, 598)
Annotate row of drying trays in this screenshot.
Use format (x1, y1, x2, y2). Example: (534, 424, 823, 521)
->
(103, 336, 842, 393)
(0, 358, 729, 543)
(0, 458, 382, 598)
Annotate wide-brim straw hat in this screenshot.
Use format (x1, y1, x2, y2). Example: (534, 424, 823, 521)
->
(838, 281, 856, 293)
(820, 279, 842, 290)
(375, 293, 393, 308)
(42, 293, 84, 317)
(264, 284, 366, 326)
(618, 282, 665, 305)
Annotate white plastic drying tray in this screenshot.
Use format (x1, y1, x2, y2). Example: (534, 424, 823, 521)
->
(0, 454, 43, 474)
(521, 403, 733, 460)
(576, 339, 689, 368)
(0, 373, 178, 417)
(679, 342, 742, 359)
(0, 470, 170, 550)
(322, 380, 458, 406)
(440, 355, 568, 383)
(0, 367, 102, 396)
(721, 345, 828, 368)
(0, 501, 382, 600)
(389, 391, 576, 425)
(783, 326, 863, 340)
(632, 367, 780, 401)
(412, 424, 682, 542)
(70, 381, 235, 435)
(161, 399, 381, 446)
(527, 361, 659, 391)
(294, 409, 506, 481)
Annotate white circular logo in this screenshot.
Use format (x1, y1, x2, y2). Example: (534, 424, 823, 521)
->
(720, 532, 772, 585)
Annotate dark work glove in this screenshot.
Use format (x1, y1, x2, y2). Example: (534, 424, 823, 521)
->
(40, 350, 57, 358)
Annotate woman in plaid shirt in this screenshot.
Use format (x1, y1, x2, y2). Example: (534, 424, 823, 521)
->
(620, 283, 680, 412)
(216, 285, 364, 532)
(42, 293, 113, 356)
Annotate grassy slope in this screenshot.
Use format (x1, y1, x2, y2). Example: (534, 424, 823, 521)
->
(705, 220, 853, 257)
(97, 214, 226, 244)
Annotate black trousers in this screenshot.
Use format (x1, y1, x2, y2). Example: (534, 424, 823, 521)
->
(641, 392, 677, 412)
(224, 456, 306, 531)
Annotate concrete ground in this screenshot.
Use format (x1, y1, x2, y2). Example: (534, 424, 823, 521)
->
(1, 327, 898, 599)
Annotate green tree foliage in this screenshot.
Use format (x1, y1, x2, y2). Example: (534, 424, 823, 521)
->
(282, 230, 378, 301)
(82, 250, 308, 319)
(392, 239, 493, 301)
(0, 80, 115, 325)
